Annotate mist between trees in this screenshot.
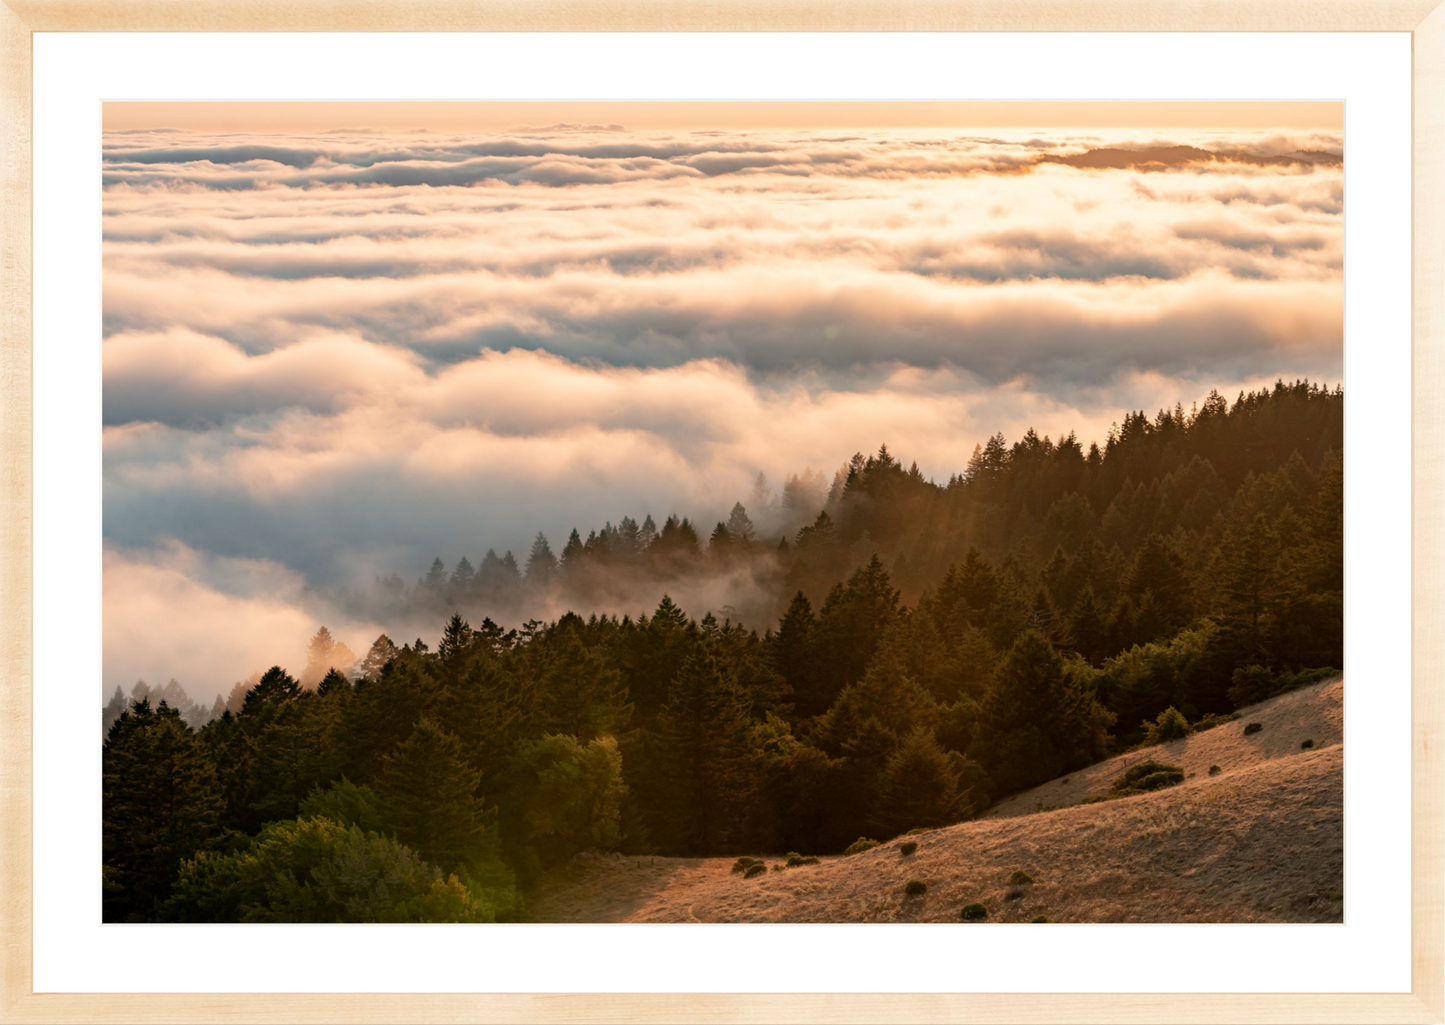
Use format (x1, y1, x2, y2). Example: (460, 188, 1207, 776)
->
(103, 379, 1342, 922)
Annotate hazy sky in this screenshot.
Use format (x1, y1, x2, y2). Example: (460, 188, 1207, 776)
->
(102, 103, 1343, 700)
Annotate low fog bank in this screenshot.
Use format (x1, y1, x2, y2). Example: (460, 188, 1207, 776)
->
(102, 470, 837, 706)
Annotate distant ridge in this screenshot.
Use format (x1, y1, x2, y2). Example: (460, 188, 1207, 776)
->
(1041, 145, 1343, 170)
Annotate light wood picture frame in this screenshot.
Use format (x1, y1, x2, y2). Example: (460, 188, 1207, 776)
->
(1, 3, 1441, 1022)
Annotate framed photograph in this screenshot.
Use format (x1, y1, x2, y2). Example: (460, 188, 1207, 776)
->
(2, 4, 1441, 1023)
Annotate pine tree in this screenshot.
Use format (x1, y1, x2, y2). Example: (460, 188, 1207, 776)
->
(651, 647, 755, 854)
(240, 666, 302, 722)
(102, 684, 128, 737)
(707, 522, 734, 561)
(1065, 585, 1109, 665)
(302, 627, 356, 689)
(421, 557, 447, 597)
(533, 631, 631, 741)
(103, 700, 222, 921)
(1215, 513, 1284, 663)
(809, 556, 901, 707)
(317, 668, 350, 696)
(1124, 534, 1193, 633)
(357, 634, 398, 682)
(376, 717, 487, 873)
(874, 727, 973, 837)
(526, 532, 558, 586)
(449, 556, 475, 598)
(638, 514, 658, 550)
(247, 696, 332, 827)
(438, 613, 474, 664)
(771, 592, 819, 714)
(560, 529, 585, 571)
(622, 594, 698, 721)
(969, 632, 1113, 797)
(726, 502, 757, 545)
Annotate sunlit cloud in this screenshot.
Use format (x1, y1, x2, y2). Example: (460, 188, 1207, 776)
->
(102, 121, 1343, 698)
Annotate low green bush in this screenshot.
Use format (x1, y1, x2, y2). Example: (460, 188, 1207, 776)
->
(1194, 711, 1241, 732)
(1243, 722, 1263, 736)
(1142, 706, 1192, 744)
(843, 837, 879, 856)
(786, 854, 819, 867)
(904, 879, 927, 896)
(743, 864, 766, 879)
(731, 857, 760, 874)
(899, 842, 918, 856)
(1008, 870, 1033, 885)
(1110, 760, 1185, 796)
(1301, 739, 1315, 749)
(1133, 770, 1185, 792)
(959, 903, 987, 921)
(1030, 915, 1050, 923)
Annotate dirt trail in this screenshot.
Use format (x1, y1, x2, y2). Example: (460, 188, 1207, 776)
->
(530, 679, 1343, 924)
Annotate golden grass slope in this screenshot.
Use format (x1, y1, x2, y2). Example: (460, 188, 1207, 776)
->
(530, 678, 1343, 923)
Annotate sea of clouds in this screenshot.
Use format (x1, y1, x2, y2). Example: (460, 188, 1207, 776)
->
(101, 123, 1343, 699)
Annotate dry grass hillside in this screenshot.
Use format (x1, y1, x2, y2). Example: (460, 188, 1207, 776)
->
(530, 678, 1343, 924)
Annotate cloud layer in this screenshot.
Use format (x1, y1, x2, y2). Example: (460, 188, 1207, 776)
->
(102, 122, 1343, 699)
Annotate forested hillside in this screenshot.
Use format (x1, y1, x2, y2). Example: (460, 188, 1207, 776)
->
(103, 380, 1343, 922)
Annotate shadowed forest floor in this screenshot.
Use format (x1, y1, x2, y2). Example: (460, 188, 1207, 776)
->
(530, 679, 1343, 923)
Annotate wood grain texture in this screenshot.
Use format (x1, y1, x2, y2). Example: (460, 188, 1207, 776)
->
(0, 2, 33, 1025)
(1, 2, 1441, 1022)
(0, 991, 1443, 1024)
(1, 0, 1440, 32)
(1412, 1, 1445, 1021)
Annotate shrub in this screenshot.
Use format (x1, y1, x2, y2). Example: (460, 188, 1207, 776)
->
(786, 854, 819, 867)
(1243, 722, 1263, 736)
(731, 857, 761, 874)
(771, 864, 784, 872)
(904, 879, 927, 896)
(1194, 711, 1240, 732)
(1111, 760, 1185, 795)
(744, 864, 766, 879)
(900, 842, 918, 856)
(1132, 770, 1186, 792)
(1208, 764, 1221, 776)
(843, 837, 879, 856)
(1030, 915, 1050, 923)
(960, 903, 988, 921)
(164, 817, 497, 923)
(1301, 739, 1315, 750)
(905, 828, 928, 836)
(1142, 706, 1192, 745)
(1008, 870, 1034, 885)
(785, 851, 802, 861)
(1004, 889, 1024, 901)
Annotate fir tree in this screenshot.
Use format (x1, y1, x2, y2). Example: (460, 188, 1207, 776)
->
(526, 532, 558, 586)
(969, 632, 1113, 797)
(103, 700, 222, 921)
(651, 647, 755, 854)
(377, 717, 487, 873)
